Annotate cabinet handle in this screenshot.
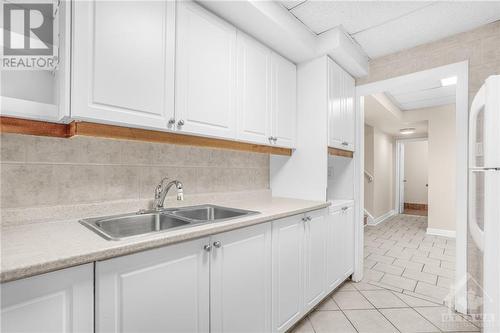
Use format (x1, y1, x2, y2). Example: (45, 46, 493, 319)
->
(177, 119, 185, 127)
(307, 216, 312, 221)
(268, 136, 274, 142)
(302, 217, 307, 222)
(203, 244, 212, 252)
(168, 118, 176, 126)
(213, 241, 222, 248)
(342, 141, 348, 146)
(273, 137, 278, 142)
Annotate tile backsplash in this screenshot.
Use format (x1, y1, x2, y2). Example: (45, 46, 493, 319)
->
(0, 134, 270, 210)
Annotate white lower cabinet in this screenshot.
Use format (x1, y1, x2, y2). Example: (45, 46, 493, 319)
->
(96, 238, 210, 333)
(210, 223, 272, 333)
(303, 210, 327, 312)
(341, 205, 355, 277)
(326, 208, 344, 292)
(1, 264, 93, 333)
(272, 216, 304, 333)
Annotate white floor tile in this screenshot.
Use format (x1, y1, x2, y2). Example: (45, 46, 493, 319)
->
(315, 296, 339, 311)
(290, 317, 315, 333)
(309, 311, 357, 333)
(332, 291, 374, 310)
(380, 308, 440, 333)
(360, 290, 407, 308)
(392, 292, 442, 307)
(380, 273, 417, 291)
(344, 309, 399, 333)
(414, 307, 480, 332)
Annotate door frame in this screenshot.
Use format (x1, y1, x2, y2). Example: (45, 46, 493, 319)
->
(395, 138, 428, 214)
(354, 61, 469, 314)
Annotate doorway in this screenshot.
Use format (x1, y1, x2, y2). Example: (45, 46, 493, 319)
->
(396, 139, 429, 216)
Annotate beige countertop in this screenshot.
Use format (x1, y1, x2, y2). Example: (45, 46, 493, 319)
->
(1, 197, 329, 283)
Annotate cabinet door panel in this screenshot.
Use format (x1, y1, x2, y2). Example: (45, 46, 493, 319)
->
(326, 209, 343, 292)
(272, 53, 296, 148)
(72, 0, 174, 128)
(303, 211, 327, 311)
(236, 33, 271, 144)
(1, 264, 93, 333)
(328, 60, 344, 149)
(343, 73, 356, 151)
(272, 216, 304, 333)
(176, 2, 236, 139)
(96, 238, 210, 333)
(211, 223, 272, 333)
(343, 206, 355, 276)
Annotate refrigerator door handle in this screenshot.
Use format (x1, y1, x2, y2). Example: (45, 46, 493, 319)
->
(469, 85, 486, 167)
(469, 170, 485, 252)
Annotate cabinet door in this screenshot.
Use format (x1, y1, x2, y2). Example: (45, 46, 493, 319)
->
(343, 73, 356, 151)
(328, 59, 344, 149)
(176, 2, 237, 139)
(272, 215, 304, 333)
(236, 33, 271, 144)
(303, 210, 327, 311)
(72, 0, 175, 129)
(326, 208, 344, 292)
(96, 238, 210, 333)
(211, 223, 272, 333)
(1, 264, 93, 333)
(272, 53, 297, 148)
(342, 206, 355, 277)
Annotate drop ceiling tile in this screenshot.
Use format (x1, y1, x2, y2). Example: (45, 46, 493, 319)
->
(289, 1, 432, 34)
(354, 1, 500, 58)
(392, 85, 456, 104)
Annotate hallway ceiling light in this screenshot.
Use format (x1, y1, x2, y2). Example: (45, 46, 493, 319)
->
(400, 127, 416, 135)
(441, 76, 457, 86)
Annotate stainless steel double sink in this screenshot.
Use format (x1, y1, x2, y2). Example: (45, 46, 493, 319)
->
(80, 205, 259, 241)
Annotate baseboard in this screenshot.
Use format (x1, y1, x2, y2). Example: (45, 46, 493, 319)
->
(368, 210, 395, 226)
(426, 228, 456, 238)
(364, 210, 374, 225)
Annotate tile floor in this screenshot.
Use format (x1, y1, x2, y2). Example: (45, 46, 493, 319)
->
(290, 214, 479, 333)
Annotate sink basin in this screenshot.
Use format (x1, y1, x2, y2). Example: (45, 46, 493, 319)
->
(81, 212, 190, 240)
(80, 205, 259, 240)
(170, 204, 258, 222)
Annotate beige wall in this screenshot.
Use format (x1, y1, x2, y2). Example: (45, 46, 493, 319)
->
(0, 134, 269, 211)
(403, 141, 428, 205)
(357, 21, 500, 105)
(404, 105, 456, 231)
(364, 124, 395, 219)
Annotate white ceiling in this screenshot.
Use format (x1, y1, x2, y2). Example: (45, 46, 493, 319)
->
(385, 77, 456, 111)
(279, 1, 500, 58)
(364, 95, 428, 138)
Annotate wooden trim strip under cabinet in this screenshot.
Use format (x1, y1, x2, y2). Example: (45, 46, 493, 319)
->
(0, 117, 292, 156)
(328, 147, 354, 158)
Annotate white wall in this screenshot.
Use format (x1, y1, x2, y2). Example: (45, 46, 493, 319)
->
(364, 124, 395, 218)
(404, 105, 456, 231)
(404, 140, 428, 205)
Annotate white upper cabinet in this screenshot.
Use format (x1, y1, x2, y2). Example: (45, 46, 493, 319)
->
(176, 1, 237, 139)
(71, 0, 175, 129)
(210, 223, 272, 333)
(96, 237, 210, 333)
(1, 264, 93, 333)
(272, 53, 297, 148)
(236, 33, 272, 144)
(328, 58, 355, 151)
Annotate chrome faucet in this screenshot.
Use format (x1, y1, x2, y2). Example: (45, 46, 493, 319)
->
(153, 177, 184, 210)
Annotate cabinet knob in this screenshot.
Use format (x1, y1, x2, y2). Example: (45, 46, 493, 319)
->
(342, 141, 348, 146)
(302, 217, 307, 222)
(213, 241, 222, 248)
(307, 216, 312, 221)
(268, 136, 274, 142)
(203, 244, 212, 252)
(168, 118, 175, 126)
(273, 137, 278, 142)
(177, 119, 185, 127)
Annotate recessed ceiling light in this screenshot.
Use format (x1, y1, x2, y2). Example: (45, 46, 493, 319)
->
(441, 76, 457, 86)
(400, 128, 416, 135)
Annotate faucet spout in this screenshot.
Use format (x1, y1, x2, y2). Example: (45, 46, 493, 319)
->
(153, 178, 184, 210)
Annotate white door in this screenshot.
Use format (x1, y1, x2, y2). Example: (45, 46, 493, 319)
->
(72, 0, 175, 129)
(326, 208, 343, 292)
(1, 264, 93, 333)
(272, 215, 304, 333)
(303, 210, 327, 311)
(236, 33, 271, 144)
(96, 238, 210, 333)
(210, 223, 272, 333)
(342, 206, 355, 277)
(176, 2, 237, 139)
(328, 59, 344, 149)
(272, 53, 297, 148)
(343, 73, 356, 151)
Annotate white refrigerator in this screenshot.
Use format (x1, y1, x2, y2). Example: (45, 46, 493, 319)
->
(468, 75, 500, 333)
